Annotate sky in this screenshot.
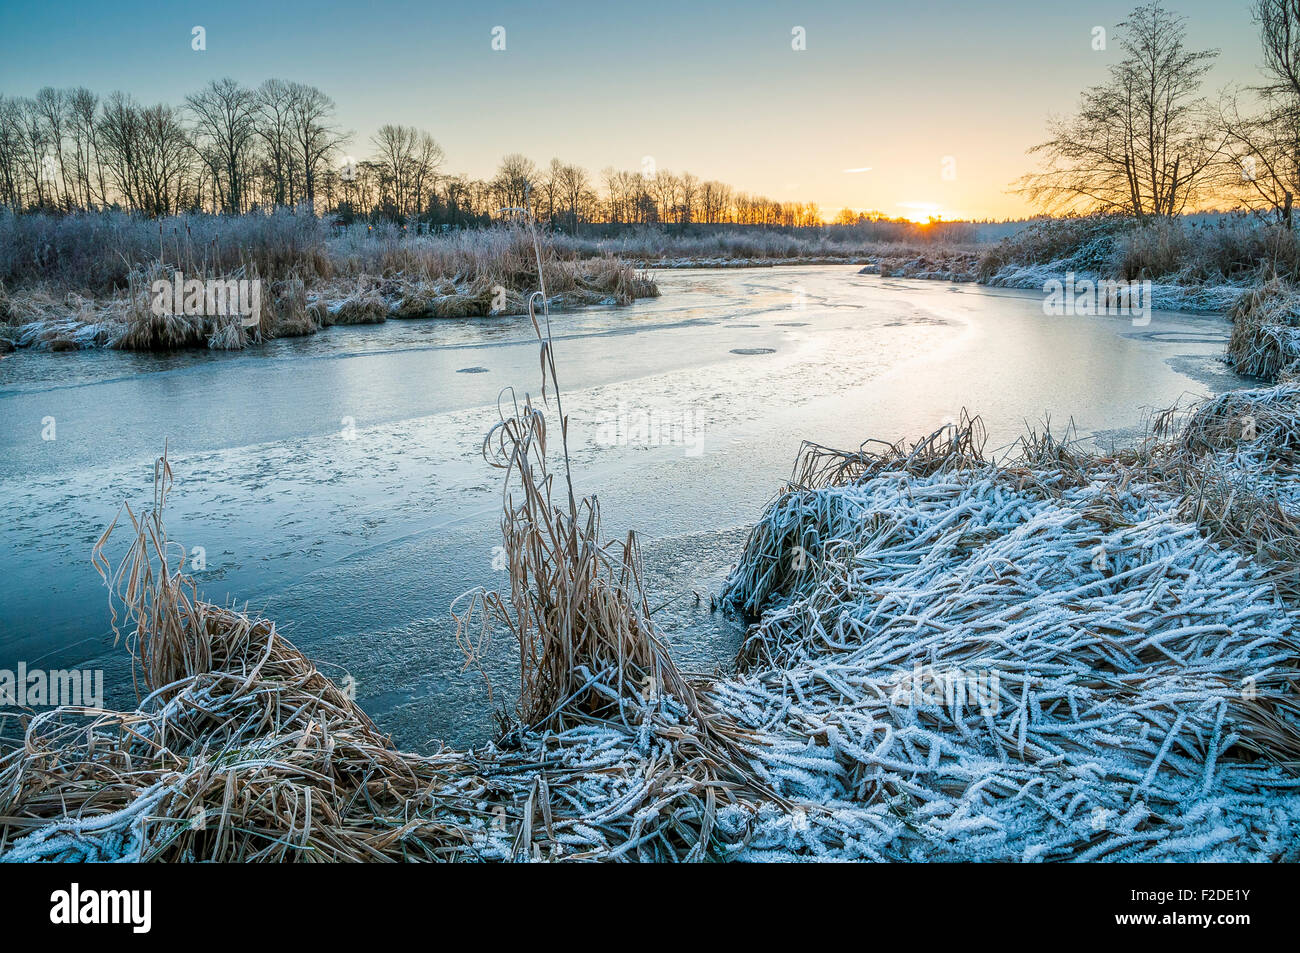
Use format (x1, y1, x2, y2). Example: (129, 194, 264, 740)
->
(0, 0, 1268, 220)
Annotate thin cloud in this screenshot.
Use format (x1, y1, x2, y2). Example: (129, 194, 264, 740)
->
(842, 166, 873, 174)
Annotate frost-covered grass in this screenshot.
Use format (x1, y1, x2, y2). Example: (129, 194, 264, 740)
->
(0, 212, 657, 352)
(715, 410, 1300, 860)
(548, 223, 977, 267)
(3, 396, 1297, 862)
(852, 213, 1300, 317)
(1224, 280, 1300, 382)
(976, 214, 1300, 287)
(718, 477, 1298, 860)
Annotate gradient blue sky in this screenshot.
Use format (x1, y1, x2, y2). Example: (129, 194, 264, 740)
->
(0, 0, 1267, 218)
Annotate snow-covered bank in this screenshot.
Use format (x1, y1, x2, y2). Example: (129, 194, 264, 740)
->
(858, 213, 1300, 317)
(718, 409, 1300, 860)
(982, 263, 1247, 314)
(858, 255, 1248, 314)
(2, 392, 1297, 862)
(1, 269, 658, 353)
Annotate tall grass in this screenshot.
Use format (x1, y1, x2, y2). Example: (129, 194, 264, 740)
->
(0, 210, 658, 351)
(0, 207, 331, 295)
(548, 222, 976, 264)
(452, 214, 702, 728)
(976, 212, 1300, 285)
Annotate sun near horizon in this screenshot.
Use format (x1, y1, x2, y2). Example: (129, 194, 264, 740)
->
(0, 0, 1265, 223)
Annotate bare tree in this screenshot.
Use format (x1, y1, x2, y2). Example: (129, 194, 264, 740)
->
(677, 172, 700, 224)
(553, 160, 594, 232)
(66, 88, 105, 208)
(1021, 2, 1221, 219)
(0, 97, 27, 209)
(539, 158, 562, 224)
(98, 92, 145, 209)
(287, 83, 342, 208)
(409, 131, 445, 215)
(1217, 1, 1300, 223)
(255, 79, 298, 206)
(186, 78, 257, 213)
(15, 98, 52, 208)
(135, 103, 192, 215)
(369, 124, 443, 216)
(33, 87, 70, 208)
(370, 124, 415, 214)
(493, 153, 537, 214)
(651, 169, 679, 223)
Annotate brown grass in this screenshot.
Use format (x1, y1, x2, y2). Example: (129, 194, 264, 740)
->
(1, 218, 657, 353)
(0, 215, 753, 863)
(1226, 279, 1300, 381)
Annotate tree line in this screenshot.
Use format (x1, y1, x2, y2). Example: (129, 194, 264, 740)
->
(1023, 0, 1300, 226)
(0, 79, 342, 216)
(0, 78, 833, 230)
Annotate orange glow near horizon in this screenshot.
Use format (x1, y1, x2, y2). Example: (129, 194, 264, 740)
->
(894, 202, 945, 224)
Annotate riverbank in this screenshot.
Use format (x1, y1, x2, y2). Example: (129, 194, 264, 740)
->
(860, 214, 1300, 382)
(0, 266, 658, 353)
(1, 258, 1296, 861)
(859, 251, 1251, 313)
(0, 215, 658, 353)
(2, 383, 1296, 861)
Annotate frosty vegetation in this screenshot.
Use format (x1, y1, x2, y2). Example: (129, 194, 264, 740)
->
(1, 392, 1296, 862)
(1, 248, 1296, 859)
(0, 214, 658, 352)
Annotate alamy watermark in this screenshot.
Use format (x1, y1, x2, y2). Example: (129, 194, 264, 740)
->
(150, 271, 262, 328)
(1, 663, 104, 708)
(1042, 272, 1152, 327)
(885, 663, 1001, 716)
(594, 401, 705, 457)
(50, 883, 151, 933)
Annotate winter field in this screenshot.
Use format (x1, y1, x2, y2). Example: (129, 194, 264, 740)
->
(1, 246, 1297, 861)
(1, 0, 1299, 871)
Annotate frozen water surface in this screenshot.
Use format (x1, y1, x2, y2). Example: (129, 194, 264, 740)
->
(0, 266, 1244, 748)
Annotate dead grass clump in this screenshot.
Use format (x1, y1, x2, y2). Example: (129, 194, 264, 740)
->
(861, 247, 981, 282)
(0, 456, 479, 861)
(205, 319, 248, 351)
(4, 286, 120, 350)
(16, 318, 116, 350)
(327, 285, 390, 325)
(389, 279, 437, 318)
(1127, 386, 1300, 601)
(106, 262, 268, 351)
(565, 258, 660, 305)
(261, 277, 319, 340)
(1226, 279, 1300, 381)
(429, 279, 494, 318)
(451, 217, 711, 735)
(1180, 384, 1300, 460)
(111, 305, 208, 351)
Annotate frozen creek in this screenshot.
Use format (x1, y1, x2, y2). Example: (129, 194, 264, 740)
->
(0, 265, 1246, 748)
